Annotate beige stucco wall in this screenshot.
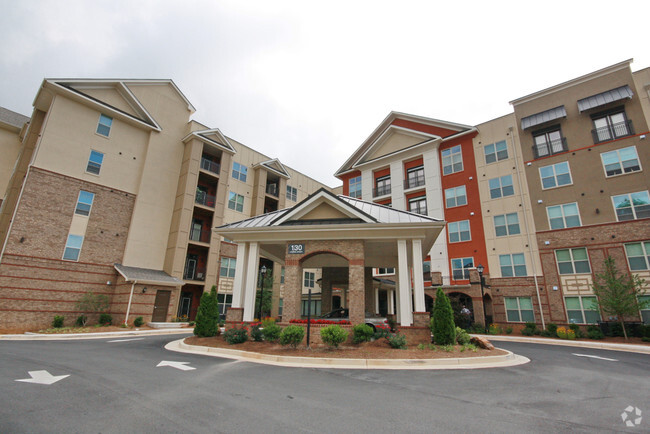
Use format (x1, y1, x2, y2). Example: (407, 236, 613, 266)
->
(0, 125, 23, 200)
(632, 67, 650, 126)
(80, 87, 140, 118)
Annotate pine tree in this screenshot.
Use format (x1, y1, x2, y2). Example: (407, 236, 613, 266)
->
(193, 285, 220, 337)
(432, 287, 456, 345)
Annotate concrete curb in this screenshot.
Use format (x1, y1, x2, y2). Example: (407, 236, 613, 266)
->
(165, 339, 530, 370)
(0, 329, 194, 341)
(477, 334, 650, 355)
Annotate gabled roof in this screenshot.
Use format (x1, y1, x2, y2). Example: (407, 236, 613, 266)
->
(253, 158, 291, 179)
(182, 128, 236, 154)
(114, 263, 184, 287)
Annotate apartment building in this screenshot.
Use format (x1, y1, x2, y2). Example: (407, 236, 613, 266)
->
(0, 79, 328, 330)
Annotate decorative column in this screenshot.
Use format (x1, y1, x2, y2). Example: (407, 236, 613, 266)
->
(226, 242, 248, 324)
(321, 268, 333, 314)
(242, 242, 260, 321)
(282, 258, 302, 321)
(397, 239, 413, 326)
(412, 239, 425, 312)
(388, 289, 395, 315)
(348, 261, 365, 325)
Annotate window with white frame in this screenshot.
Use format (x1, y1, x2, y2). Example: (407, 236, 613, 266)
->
(540, 161, 572, 189)
(74, 191, 95, 216)
(612, 191, 650, 221)
(601, 146, 641, 177)
(228, 192, 244, 212)
(565, 296, 600, 324)
(278, 298, 283, 316)
(374, 175, 391, 197)
(555, 248, 590, 274)
(451, 257, 473, 280)
(638, 295, 650, 324)
(217, 293, 233, 319)
(625, 242, 650, 271)
(547, 202, 580, 229)
(592, 108, 632, 143)
(489, 175, 514, 199)
(286, 185, 297, 201)
(231, 162, 248, 182)
(63, 234, 83, 261)
(494, 213, 520, 237)
(301, 299, 321, 316)
(86, 150, 104, 175)
(349, 175, 362, 198)
(375, 268, 395, 275)
(220, 257, 236, 278)
(304, 271, 315, 288)
(499, 253, 527, 277)
(484, 140, 508, 164)
(406, 166, 425, 189)
(505, 297, 534, 322)
(96, 114, 113, 137)
(442, 145, 463, 175)
(408, 196, 427, 215)
(448, 220, 470, 243)
(444, 186, 467, 208)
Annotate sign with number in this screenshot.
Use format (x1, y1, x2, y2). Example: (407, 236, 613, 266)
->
(288, 243, 305, 254)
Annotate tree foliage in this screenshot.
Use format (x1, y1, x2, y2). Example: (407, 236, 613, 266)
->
(75, 292, 110, 326)
(591, 256, 648, 340)
(255, 269, 274, 319)
(193, 285, 220, 337)
(432, 288, 456, 345)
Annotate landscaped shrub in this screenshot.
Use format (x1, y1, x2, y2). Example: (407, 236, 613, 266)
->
(99, 313, 112, 325)
(194, 286, 220, 337)
(568, 323, 583, 338)
(567, 328, 576, 340)
(261, 317, 276, 328)
(387, 333, 407, 349)
(546, 323, 558, 335)
(75, 315, 87, 327)
(320, 325, 348, 348)
(352, 324, 374, 344)
(387, 316, 397, 332)
(432, 288, 456, 345)
(224, 326, 248, 344)
(521, 327, 534, 336)
(587, 325, 604, 340)
(540, 330, 553, 337)
(505, 326, 513, 335)
(52, 315, 64, 328)
(279, 325, 305, 348)
(134, 316, 144, 327)
(262, 324, 282, 342)
(250, 324, 264, 342)
(469, 323, 485, 334)
(75, 292, 109, 324)
(373, 324, 391, 339)
(488, 324, 501, 335)
(556, 326, 568, 339)
(455, 327, 470, 345)
(608, 322, 624, 337)
(523, 322, 538, 335)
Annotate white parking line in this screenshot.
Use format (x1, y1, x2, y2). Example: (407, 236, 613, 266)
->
(572, 353, 618, 362)
(107, 338, 145, 343)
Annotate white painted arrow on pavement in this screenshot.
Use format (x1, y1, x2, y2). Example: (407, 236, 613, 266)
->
(156, 361, 196, 371)
(572, 353, 618, 362)
(15, 370, 70, 385)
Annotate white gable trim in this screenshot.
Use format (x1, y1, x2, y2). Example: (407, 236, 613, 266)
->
(272, 190, 375, 226)
(182, 128, 237, 154)
(253, 158, 291, 179)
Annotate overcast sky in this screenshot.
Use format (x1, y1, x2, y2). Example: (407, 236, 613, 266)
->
(1, 1, 648, 187)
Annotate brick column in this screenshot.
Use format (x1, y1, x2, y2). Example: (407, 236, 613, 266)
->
(348, 262, 365, 325)
(321, 268, 333, 313)
(283, 259, 302, 321)
(364, 267, 374, 312)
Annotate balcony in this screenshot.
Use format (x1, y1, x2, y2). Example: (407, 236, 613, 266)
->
(591, 120, 634, 144)
(266, 183, 279, 197)
(195, 190, 216, 208)
(200, 157, 221, 175)
(372, 184, 391, 197)
(532, 136, 568, 159)
(404, 175, 425, 190)
(184, 268, 206, 281)
(189, 228, 211, 243)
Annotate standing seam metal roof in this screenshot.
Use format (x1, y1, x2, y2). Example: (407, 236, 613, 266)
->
(577, 85, 633, 112)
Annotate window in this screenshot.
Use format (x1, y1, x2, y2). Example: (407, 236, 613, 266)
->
(539, 161, 572, 189)
(532, 127, 565, 158)
(499, 253, 527, 277)
(304, 271, 315, 288)
(505, 297, 534, 322)
(442, 145, 463, 175)
(625, 242, 650, 271)
(494, 213, 520, 237)
(375, 268, 395, 275)
(96, 114, 113, 137)
(286, 185, 297, 201)
(639, 295, 650, 324)
(547, 203, 580, 229)
(612, 191, 650, 221)
(217, 293, 233, 319)
(374, 175, 391, 197)
(406, 166, 425, 189)
(232, 162, 248, 182)
(278, 298, 283, 316)
(555, 248, 590, 274)
(592, 109, 632, 143)
(601, 146, 641, 177)
(220, 257, 236, 278)
(74, 191, 95, 216)
(451, 257, 473, 280)
(448, 220, 471, 243)
(565, 296, 600, 324)
(281, 266, 285, 283)
(484, 140, 508, 164)
(86, 150, 104, 175)
(349, 175, 362, 199)
(63, 234, 83, 261)
(228, 192, 244, 212)
(445, 186, 467, 208)
(423, 261, 431, 280)
(301, 299, 321, 316)
(408, 196, 427, 215)
(489, 175, 514, 199)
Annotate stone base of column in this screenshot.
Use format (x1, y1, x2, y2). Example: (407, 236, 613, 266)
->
(412, 311, 431, 327)
(397, 326, 432, 345)
(225, 307, 243, 330)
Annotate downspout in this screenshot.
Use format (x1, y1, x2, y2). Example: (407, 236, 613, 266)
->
(509, 126, 545, 329)
(124, 280, 137, 326)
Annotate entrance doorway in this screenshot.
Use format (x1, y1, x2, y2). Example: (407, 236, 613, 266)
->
(152, 290, 171, 322)
(178, 291, 192, 319)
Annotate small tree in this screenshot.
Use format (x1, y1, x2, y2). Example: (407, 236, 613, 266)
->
(255, 270, 273, 319)
(591, 256, 648, 340)
(75, 292, 110, 326)
(432, 288, 456, 345)
(193, 285, 220, 337)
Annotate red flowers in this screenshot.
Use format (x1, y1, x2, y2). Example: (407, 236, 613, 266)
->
(289, 319, 351, 325)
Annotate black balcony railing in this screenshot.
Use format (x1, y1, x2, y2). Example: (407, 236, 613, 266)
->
(591, 120, 634, 144)
(200, 157, 221, 175)
(532, 136, 568, 159)
(266, 183, 279, 197)
(404, 175, 425, 189)
(195, 190, 216, 208)
(189, 228, 211, 243)
(372, 184, 391, 197)
(184, 268, 206, 281)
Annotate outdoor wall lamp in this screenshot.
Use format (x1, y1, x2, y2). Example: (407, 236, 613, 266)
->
(142, 287, 147, 293)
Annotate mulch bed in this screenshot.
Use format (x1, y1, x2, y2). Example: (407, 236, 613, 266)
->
(492, 334, 650, 346)
(0, 325, 159, 334)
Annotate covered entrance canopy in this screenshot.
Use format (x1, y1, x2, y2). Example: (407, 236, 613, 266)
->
(215, 189, 445, 326)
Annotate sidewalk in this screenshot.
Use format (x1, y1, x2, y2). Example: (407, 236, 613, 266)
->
(478, 334, 650, 355)
(0, 328, 194, 340)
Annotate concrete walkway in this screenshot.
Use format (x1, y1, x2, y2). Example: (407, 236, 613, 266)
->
(479, 334, 650, 355)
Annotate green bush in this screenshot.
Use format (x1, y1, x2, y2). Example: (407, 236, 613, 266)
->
(568, 323, 584, 338)
(587, 328, 604, 340)
(251, 325, 264, 342)
(469, 323, 485, 334)
(642, 337, 650, 342)
(262, 323, 282, 342)
(75, 315, 87, 327)
(387, 333, 407, 349)
(521, 327, 534, 336)
(261, 317, 276, 328)
(320, 325, 348, 348)
(224, 327, 248, 344)
(352, 324, 374, 344)
(432, 288, 456, 345)
(134, 316, 144, 327)
(387, 316, 397, 332)
(505, 326, 513, 335)
(279, 325, 305, 348)
(546, 323, 558, 335)
(455, 327, 470, 345)
(52, 315, 64, 328)
(193, 286, 220, 337)
(540, 330, 553, 337)
(373, 325, 391, 339)
(99, 313, 112, 325)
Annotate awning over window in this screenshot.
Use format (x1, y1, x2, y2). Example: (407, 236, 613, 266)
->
(521, 105, 567, 130)
(114, 263, 184, 286)
(577, 85, 633, 113)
